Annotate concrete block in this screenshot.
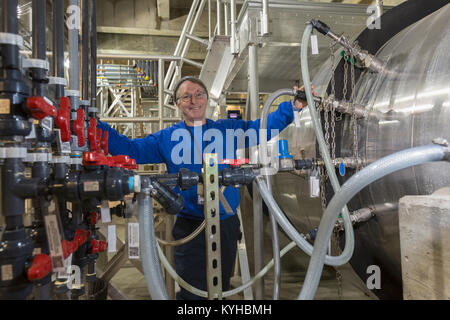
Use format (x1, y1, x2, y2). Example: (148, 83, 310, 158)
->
(399, 188, 450, 299)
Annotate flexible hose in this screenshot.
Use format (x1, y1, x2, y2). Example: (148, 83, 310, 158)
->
(157, 239, 298, 298)
(300, 23, 355, 264)
(298, 144, 448, 299)
(258, 89, 291, 300)
(138, 192, 169, 300)
(156, 220, 206, 247)
(257, 88, 353, 266)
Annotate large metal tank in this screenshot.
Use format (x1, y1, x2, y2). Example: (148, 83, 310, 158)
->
(272, 3, 450, 299)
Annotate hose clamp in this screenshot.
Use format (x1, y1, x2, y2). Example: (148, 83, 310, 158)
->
(88, 107, 98, 114)
(79, 100, 90, 107)
(0, 32, 24, 49)
(432, 138, 450, 160)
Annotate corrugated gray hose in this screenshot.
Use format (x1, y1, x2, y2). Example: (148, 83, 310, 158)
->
(138, 192, 169, 300)
(298, 144, 449, 300)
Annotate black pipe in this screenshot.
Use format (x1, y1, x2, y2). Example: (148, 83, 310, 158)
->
(53, 0, 65, 100)
(90, 0, 97, 114)
(31, 0, 47, 97)
(81, 0, 90, 102)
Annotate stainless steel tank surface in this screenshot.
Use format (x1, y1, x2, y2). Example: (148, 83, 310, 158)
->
(271, 4, 450, 299)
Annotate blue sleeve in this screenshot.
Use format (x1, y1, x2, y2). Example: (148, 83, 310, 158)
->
(97, 120, 165, 164)
(230, 100, 294, 147)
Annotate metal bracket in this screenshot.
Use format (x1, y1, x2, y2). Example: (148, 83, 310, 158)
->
(203, 153, 222, 300)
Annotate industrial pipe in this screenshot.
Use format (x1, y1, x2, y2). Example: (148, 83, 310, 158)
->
(138, 190, 169, 300)
(298, 144, 449, 300)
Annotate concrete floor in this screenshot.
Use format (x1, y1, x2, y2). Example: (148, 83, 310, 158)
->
(97, 214, 377, 301)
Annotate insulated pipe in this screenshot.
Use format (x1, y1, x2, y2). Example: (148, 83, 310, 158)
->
(53, 0, 65, 100)
(81, 0, 90, 101)
(138, 191, 169, 300)
(298, 144, 449, 300)
(90, 0, 97, 112)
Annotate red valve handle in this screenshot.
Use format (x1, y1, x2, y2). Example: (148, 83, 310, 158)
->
(88, 118, 99, 152)
(61, 239, 78, 259)
(74, 109, 86, 147)
(90, 240, 107, 254)
(55, 97, 71, 142)
(74, 229, 91, 247)
(27, 96, 58, 120)
(101, 131, 108, 156)
(83, 151, 109, 166)
(96, 128, 102, 152)
(90, 211, 101, 225)
(220, 158, 249, 166)
(27, 254, 52, 281)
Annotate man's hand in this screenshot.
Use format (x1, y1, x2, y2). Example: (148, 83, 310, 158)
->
(293, 83, 316, 110)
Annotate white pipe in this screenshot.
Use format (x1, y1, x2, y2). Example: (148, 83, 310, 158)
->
(261, 0, 269, 36)
(230, 0, 237, 54)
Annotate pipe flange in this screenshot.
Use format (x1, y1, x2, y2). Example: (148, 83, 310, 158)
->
(0, 147, 27, 159)
(71, 157, 83, 165)
(79, 100, 90, 107)
(24, 152, 53, 163)
(65, 90, 80, 97)
(22, 58, 49, 71)
(52, 156, 70, 164)
(0, 32, 24, 49)
(48, 77, 68, 86)
(88, 107, 98, 114)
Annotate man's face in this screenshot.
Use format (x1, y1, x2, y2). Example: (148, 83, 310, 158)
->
(176, 81, 208, 124)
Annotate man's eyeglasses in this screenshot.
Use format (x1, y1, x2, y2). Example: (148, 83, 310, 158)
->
(178, 91, 207, 103)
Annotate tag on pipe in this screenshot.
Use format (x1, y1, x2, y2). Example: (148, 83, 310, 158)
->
(44, 214, 65, 272)
(128, 223, 140, 259)
(309, 168, 320, 198)
(107, 225, 117, 253)
(100, 200, 111, 223)
(310, 35, 319, 55)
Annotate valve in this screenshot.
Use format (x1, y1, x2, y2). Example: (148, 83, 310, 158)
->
(221, 158, 249, 166)
(88, 118, 99, 152)
(82, 151, 109, 167)
(101, 130, 109, 156)
(61, 239, 78, 259)
(26, 96, 58, 120)
(96, 128, 102, 152)
(89, 211, 101, 225)
(74, 229, 91, 247)
(55, 97, 71, 142)
(74, 108, 86, 147)
(109, 155, 138, 170)
(90, 239, 107, 254)
(27, 254, 52, 281)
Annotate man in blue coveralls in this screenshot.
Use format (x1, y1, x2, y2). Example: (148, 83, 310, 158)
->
(97, 76, 307, 300)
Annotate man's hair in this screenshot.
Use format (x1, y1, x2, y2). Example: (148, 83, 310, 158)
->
(173, 76, 209, 102)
